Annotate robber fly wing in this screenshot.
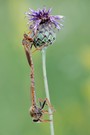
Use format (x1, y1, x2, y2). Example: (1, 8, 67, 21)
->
(24, 45, 31, 67)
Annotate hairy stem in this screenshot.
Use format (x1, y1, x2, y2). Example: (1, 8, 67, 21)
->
(42, 48, 55, 135)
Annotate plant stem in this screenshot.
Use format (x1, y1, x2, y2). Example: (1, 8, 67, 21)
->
(42, 48, 55, 135)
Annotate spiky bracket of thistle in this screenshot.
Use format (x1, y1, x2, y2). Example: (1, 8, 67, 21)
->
(26, 7, 64, 47)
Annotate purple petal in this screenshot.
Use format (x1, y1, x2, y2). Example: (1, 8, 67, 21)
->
(25, 7, 64, 32)
(48, 8, 52, 14)
(42, 7, 46, 13)
(30, 8, 38, 14)
(52, 15, 61, 20)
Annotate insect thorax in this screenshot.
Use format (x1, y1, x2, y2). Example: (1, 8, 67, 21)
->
(29, 106, 42, 119)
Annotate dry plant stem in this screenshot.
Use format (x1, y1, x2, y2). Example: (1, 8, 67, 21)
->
(42, 48, 55, 135)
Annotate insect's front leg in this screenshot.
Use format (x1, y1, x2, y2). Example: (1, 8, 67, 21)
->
(39, 98, 55, 113)
(39, 118, 51, 123)
(32, 43, 47, 53)
(39, 98, 46, 109)
(45, 98, 55, 113)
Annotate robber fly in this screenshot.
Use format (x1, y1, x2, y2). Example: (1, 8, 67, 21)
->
(22, 33, 55, 122)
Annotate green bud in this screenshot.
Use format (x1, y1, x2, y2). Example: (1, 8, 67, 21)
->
(33, 23, 56, 47)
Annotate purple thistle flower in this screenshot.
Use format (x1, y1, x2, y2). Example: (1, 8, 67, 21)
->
(26, 7, 64, 33)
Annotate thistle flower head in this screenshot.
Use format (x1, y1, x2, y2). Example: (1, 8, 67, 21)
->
(25, 7, 64, 47)
(26, 7, 64, 33)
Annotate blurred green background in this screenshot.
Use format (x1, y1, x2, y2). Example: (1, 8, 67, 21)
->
(0, 0, 90, 135)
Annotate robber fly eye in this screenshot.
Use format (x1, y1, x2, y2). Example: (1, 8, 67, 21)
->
(33, 119, 39, 122)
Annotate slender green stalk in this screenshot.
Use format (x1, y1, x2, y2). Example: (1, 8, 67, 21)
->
(42, 48, 55, 135)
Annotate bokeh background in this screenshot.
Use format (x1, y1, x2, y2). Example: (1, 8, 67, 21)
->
(0, 0, 90, 135)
